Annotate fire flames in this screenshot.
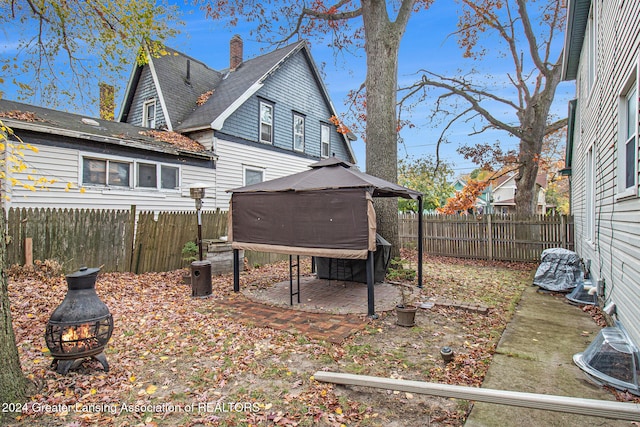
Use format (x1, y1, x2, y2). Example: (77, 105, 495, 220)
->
(61, 324, 93, 353)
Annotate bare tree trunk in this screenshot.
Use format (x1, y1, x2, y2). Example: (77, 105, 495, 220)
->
(0, 212, 30, 422)
(514, 66, 563, 215)
(362, 0, 406, 259)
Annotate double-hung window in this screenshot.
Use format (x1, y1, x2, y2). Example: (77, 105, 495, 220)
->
(624, 85, 637, 190)
(143, 99, 156, 129)
(617, 67, 638, 198)
(585, 146, 596, 242)
(293, 113, 305, 152)
(260, 101, 274, 144)
(321, 123, 330, 158)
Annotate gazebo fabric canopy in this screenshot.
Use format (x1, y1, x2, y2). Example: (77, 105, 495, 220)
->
(227, 157, 424, 316)
(227, 157, 422, 259)
(229, 157, 422, 199)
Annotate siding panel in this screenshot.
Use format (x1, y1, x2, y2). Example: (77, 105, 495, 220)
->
(569, 1, 640, 347)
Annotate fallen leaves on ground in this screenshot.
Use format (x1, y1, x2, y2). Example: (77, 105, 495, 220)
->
(7, 255, 536, 426)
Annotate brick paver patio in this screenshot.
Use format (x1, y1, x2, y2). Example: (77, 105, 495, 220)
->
(221, 276, 408, 343)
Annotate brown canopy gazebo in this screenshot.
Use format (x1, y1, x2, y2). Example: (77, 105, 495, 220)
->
(227, 157, 423, 317)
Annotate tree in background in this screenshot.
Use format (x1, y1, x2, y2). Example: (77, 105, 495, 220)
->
(200, 0, 435, 258)
(0, 1, 179, 415)
(0, 0, 180, 108)
(438, 178, 489, 214)
(398, 156, 454, 212)
(400, 0, 566, 215)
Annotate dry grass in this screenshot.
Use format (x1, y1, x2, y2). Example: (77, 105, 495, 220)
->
(6, 254, 534, 426)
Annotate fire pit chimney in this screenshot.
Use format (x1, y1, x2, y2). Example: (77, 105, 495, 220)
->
(45, 266, 113, 375)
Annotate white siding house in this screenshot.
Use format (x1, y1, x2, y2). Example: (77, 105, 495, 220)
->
(562, 0, 640, 348)
(0, 103, 216, 212)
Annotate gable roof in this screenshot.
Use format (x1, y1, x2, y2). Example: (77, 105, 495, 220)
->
(0, 99, 213, 159)
(177, 41, 307, 132)
(119, 46, 223, 128)
(493, 172, 548, 190)
(562, 0, 592, 81)
(118, 39, 356, 163)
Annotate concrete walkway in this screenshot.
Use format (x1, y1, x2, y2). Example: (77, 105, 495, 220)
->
(465, 285, 632, 426)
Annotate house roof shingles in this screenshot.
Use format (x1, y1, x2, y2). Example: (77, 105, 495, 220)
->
(175, 41, 305, 132)
(0, 99, 211, 158)
(151, 47, 223, 127)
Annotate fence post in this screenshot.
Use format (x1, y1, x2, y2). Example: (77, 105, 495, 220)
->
(128, 205, 137, 272)
(486, 214, 493, 261)
(561, 215, 567, 249)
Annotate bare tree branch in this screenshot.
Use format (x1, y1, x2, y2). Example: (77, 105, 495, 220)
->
(515, 0, 548, 76)
(403, 70, 523, 137)
(545, 117, 568, 136)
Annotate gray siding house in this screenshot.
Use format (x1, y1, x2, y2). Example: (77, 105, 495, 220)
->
(0, 36, 355, 211)
(119, 36, 355, 208)
(562, 0, 640, 350)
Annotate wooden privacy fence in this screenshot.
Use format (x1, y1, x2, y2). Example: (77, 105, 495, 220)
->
(132, 210, 227, 274)
(6, 207, 134, 272)
(5, 207, 228, 273)
(399, 213, 574, 262)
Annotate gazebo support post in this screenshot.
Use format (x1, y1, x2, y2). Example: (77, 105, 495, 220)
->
(418, 196, 423, 288)
(366, 250, 376, 318)
(233, 249, 240, 292)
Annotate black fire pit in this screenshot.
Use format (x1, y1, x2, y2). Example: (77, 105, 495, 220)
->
(45, 266, 113, 375)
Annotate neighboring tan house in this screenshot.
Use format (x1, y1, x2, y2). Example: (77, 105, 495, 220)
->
(562, 0, 640, 354)
(450, 173, 547, 214)
(490, 173, 548, 215)
(0, 36, 355, 211)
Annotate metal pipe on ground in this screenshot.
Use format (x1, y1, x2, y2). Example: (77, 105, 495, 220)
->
(313, 371, 640, 422)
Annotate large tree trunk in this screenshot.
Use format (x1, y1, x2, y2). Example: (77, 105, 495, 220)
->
(514, 66, 563, 215)
(0, 212, 30, 422)
(362, 0, 406, 259)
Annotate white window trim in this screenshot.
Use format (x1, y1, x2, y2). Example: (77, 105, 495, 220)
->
(78, 152, 181, 192)
(136, 161, 182, 191)
(243, 165, 265, 186)
(259, 101, 274, 144)
(585, 145, 596, 245)
(615, 61, 638, 201)
(321, 123, 331, 158)
(143, 99, 156, 129)
(79, 153, 132, 189)
(586, 4, 597, 96)
(159, 164, 181, 191)
(293, 113, 305, 152)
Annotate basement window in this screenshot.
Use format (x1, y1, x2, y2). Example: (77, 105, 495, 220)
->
(574, 324, 640, 395)
(566, 279, 598, 306)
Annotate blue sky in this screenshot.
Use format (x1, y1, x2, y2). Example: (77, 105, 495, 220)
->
(1, 1, 575, 176)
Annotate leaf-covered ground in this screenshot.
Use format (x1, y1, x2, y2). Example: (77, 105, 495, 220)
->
(6, 253, 536, 426)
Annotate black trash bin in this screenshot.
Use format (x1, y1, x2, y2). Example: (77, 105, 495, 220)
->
(190, 260, 212, 297)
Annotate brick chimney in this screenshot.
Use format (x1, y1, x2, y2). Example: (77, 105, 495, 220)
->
(99, 83, 115, 121)
(230, 34, 243, 71)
